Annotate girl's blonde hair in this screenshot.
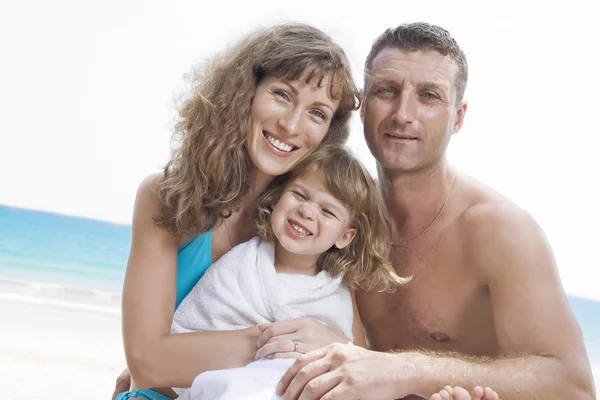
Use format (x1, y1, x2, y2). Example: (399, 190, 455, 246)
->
(154, 23, 360, 236)
(255, 145, 411, 292)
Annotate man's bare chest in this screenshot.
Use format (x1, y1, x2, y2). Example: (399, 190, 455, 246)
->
(357, 246, 498, 356)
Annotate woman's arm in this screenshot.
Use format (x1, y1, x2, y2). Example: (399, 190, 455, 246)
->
(122, 174, 260, 389)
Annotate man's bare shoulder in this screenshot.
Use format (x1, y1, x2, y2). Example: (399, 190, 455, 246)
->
(456, 173, 550, 274)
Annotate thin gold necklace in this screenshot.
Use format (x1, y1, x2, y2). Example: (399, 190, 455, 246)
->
(392, 173, 459, 247)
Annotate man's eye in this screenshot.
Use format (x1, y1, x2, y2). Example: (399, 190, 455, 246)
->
(377, 87, 394, 94)
(422, 92, 439, 99)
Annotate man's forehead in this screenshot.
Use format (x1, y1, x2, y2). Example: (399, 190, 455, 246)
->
(370, 47, 457, 84)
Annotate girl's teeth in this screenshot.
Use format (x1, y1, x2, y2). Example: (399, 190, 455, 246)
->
(291, 223, 309, 235)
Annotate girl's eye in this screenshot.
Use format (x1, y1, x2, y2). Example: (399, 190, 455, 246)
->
(322, 209, 337, 219)
(274, 89, 291, 102)
(292, 190, 306, 200)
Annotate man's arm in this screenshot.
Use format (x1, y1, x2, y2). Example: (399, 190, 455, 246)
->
(407, 203, 595, 399)
(276, 203, 595, 400)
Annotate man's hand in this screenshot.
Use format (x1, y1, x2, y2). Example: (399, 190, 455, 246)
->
(255, 317, 350, 360)
(276, 343, 409, 400)
(111, 367, 131, 400)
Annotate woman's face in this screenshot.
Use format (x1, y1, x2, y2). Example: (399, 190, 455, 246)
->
(246, 71, 341, 177)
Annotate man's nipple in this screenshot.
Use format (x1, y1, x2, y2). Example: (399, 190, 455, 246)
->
(430, 332, 450, 342)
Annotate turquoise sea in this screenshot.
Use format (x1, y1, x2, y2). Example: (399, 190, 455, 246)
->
(0, 204, 598, 386)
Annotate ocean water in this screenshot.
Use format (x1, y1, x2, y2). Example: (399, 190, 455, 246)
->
(0, 204, 598, 386)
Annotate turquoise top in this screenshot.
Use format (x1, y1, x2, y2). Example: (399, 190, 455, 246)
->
(175, 230, 213, 309)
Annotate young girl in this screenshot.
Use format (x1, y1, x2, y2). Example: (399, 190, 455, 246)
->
(170, 145, 409, 399)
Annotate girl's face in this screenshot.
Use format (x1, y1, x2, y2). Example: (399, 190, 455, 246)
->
(270, 172, 356, 256)
(246, 70, 340, 178)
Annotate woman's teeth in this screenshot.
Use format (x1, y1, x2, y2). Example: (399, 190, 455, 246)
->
(266, 133, 294, 152)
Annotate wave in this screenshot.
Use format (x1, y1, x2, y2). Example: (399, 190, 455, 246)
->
(0, 276, 121, 298)
(0, 292, 120, 314)
(0, 276, 121, 314)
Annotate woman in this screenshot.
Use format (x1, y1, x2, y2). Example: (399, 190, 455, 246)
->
(115, 23, 360, 400)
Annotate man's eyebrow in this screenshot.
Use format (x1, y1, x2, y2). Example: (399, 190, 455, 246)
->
(418, 81, 448, 93)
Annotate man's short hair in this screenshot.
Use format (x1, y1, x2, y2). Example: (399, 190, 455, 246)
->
(365, 22, 468, 102)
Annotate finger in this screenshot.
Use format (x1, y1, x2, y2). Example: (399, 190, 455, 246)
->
(429, 394, 443, 400)
(255, 335, 296, 359)
(470, 386, 484, 400)
(482, 387, 499, 400)
(316, 381, 353, 400)
(277, 349, 330, 396)
(443, 386, 454, 395)
(257, 320, 300, 348)
(297, 371, 341, 400)
(256, 323, 271, 332)
(451, 386, 471, 400)
(270, 351, 303, 360)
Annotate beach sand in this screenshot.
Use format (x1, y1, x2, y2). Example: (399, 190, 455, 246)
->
(0, 298, 125, 400)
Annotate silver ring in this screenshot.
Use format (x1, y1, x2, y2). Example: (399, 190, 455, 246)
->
(292, 339, 298, 352)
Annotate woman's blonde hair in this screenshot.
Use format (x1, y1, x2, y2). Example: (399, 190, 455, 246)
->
(255, 145, 411, 292)
(154, 23, 360, 236)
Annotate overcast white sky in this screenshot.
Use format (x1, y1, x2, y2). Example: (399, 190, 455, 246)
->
(1, 0, 598, 300)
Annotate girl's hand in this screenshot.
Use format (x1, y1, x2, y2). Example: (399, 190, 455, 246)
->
(254, 317, 351, 360)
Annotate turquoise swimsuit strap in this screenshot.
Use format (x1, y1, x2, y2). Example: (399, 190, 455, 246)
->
(115, 389, 173, 400)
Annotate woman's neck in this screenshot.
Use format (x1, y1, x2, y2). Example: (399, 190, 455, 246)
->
(274, 242, 320, 275)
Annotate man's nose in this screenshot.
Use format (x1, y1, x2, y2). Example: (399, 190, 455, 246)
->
(391, 92, 415, 124)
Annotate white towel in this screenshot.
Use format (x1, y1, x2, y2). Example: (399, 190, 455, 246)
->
(171, 236, 354, 400)
(171, 236, 353, 339)
(176, 359, 294, 400)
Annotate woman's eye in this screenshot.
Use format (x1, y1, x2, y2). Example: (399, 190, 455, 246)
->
(310, 109, 327, 120)
(274, 89, 291, 102)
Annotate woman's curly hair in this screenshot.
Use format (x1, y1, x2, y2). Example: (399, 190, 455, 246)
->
(154, 23, 360, 237)
(255, 145, 411, 292)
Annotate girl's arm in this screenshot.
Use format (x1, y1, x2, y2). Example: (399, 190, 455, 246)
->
(122, 174, 260, 389)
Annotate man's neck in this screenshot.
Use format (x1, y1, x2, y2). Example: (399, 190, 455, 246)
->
(378, 159, 456, 243)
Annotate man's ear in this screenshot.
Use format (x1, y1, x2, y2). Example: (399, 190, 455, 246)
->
(335, 227, 357, 249)
(453, 100, 468, 134)
(359, 88, 365, 123)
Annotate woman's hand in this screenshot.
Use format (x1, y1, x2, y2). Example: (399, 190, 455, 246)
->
(254, 317, 351, 360)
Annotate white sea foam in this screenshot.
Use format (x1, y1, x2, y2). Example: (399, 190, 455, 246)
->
(0, 292, 120, 314)
(0, 276, 121, 313)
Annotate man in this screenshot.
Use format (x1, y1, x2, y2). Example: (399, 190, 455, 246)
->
(270, 22, 595, 399)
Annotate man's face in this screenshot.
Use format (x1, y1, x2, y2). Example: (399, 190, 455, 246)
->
(362, 48, 466, 173)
